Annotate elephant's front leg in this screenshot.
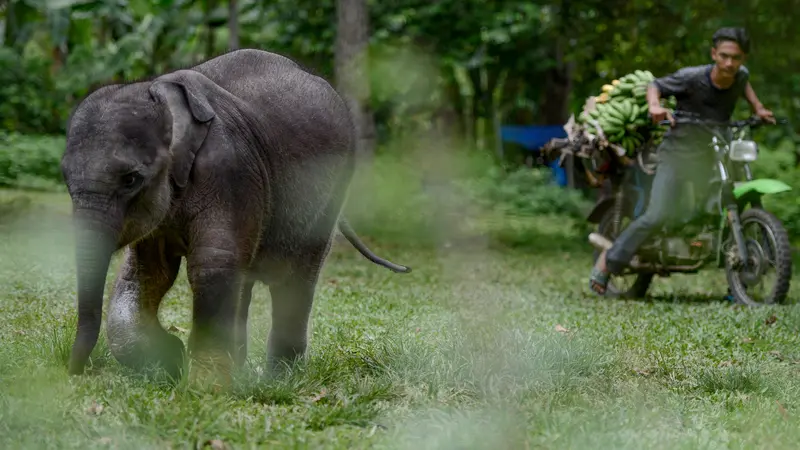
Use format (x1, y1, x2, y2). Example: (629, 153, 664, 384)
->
(185, 239, 246, 388)
(107, 238, 184, 378)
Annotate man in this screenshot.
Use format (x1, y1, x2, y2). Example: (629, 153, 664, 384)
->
(589, 27, 775, 295)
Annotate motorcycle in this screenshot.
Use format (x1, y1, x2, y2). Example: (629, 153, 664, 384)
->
(586, 113, 794, 305)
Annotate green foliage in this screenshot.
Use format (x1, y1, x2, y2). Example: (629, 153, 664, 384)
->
(0, 48, 69, 134)
(456, 165, 594, 249)
(344, 151, 441, 247)
(749, 140, 800, 241)
(345, 147, 592, 251)
(465, 166, 592, 219)
(0, 132, 66, 191)
(4, 0, 800, 148)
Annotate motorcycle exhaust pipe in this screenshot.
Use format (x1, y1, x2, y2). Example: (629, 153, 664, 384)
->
(588, 232, 613, 251)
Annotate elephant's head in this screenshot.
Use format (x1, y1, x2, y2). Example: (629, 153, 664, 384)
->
(62, 70, 217, 374)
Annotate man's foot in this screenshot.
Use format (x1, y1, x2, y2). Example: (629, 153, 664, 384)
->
(723, 288, 735, 303)
(589, 250, 611, 296)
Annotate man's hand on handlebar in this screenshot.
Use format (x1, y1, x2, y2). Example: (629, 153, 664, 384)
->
(755, 105, 776, 124)
(649, 104, 674, 126)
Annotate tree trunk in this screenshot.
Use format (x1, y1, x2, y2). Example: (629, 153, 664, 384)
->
(228, 0, 239, 50)
(467, 67, 482, 149)
(483, 65, 501, 156)
(538, 0, 574, 125)
(539, 55, 574, 125)
(51, 46, 67, 75)
(335, 0, 375, 160)
(205, 0, 217, 58)
(437, 63, 465, 140)
(5, 1, 16, 50)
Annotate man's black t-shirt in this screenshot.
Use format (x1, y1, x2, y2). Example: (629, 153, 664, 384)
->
(652, 64, 749, 156)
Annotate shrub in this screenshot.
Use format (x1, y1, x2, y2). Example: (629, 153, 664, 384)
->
(343, 147, 451, 247)
(0, 48, 71, 134)
(344, 146, 593, 250)
(749, 139, 800, 241)
(462, 165, 593, 220)
(0, 132, 66, 191)
(455, 165, 594, 250)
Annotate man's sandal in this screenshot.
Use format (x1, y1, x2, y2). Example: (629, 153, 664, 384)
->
(589, 267, 610, 296)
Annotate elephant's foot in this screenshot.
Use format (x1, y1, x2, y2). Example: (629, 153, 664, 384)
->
(266, 334, 308, 374)
(107, 326, 186, 380)
(188, 348, 235, 392)
(187, 324, 237, 392)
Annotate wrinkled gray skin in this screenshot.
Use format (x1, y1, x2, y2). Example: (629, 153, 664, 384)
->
(62, 49, 411, 378)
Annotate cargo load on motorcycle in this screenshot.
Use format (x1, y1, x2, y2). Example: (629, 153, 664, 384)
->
(544, 69, 678, 186)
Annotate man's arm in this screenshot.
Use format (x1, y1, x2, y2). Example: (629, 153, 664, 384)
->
(646, 83, 662, 109)
(647, 82, 674, 125)
(646, 67, 695, 125)
(652, 67, 692, 98)
(744, 81, 765, 112)
(744, 81, 775, 122)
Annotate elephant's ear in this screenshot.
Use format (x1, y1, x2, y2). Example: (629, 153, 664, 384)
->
(148, 70, 216, 189)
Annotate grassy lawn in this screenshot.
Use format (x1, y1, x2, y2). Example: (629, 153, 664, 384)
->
(3, 189, 800, 449)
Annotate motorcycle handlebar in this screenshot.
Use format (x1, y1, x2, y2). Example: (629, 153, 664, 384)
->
(656, 115, 789, 128)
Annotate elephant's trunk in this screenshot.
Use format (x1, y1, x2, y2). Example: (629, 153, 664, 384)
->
(67, 210, 120, 375)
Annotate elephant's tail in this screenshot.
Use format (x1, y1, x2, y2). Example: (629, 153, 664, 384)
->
(337, 217, 412, 273)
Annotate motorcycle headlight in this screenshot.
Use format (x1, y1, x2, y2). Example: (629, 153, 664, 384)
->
(729, 140, 759, 162)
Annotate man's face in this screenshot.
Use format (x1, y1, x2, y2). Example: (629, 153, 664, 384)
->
(711, 40, 746, 77)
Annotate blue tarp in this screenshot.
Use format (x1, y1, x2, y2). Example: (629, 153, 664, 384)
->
(500, 125, 569, 186)
(500, 125, 567, 151)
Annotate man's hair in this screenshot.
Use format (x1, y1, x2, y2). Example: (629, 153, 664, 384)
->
(712, 27, 750, 54)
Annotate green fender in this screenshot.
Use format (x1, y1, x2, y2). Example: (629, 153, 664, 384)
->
(716, 178, 792, 267)
(733, 178, 793, 199)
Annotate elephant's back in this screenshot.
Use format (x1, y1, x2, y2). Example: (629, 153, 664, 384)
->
(192, 49, 346, 115)
(192, 49, 354, 152)
(192, 48, 302, 85)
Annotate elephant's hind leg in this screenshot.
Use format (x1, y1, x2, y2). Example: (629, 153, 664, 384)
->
(267, 271, 317, 371)
(107, 238, 184, 379)
(266, 235, 336, 372)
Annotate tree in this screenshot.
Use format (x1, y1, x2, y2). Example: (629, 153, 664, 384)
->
(228, 0, 239, 50)
(335, 0, 376, 159)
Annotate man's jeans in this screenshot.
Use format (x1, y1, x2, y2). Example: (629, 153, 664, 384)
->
(605, 151, 714, 274)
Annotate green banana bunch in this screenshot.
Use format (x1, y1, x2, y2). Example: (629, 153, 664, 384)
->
(577, 68, 678, 155)
(608, 69, 654, 99)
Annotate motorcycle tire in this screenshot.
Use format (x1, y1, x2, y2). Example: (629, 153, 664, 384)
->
(725, 207, 793, 306)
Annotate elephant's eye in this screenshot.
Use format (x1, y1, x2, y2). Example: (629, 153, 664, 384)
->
(121, 172, 143, 189)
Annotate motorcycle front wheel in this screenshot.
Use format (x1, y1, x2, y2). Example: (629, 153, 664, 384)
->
(725, 207, 793, 306)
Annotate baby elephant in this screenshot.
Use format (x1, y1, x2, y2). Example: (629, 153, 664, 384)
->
(61, 48, 410, 383)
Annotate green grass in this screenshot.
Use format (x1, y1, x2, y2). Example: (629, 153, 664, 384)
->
(3, 189, 800, 449)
